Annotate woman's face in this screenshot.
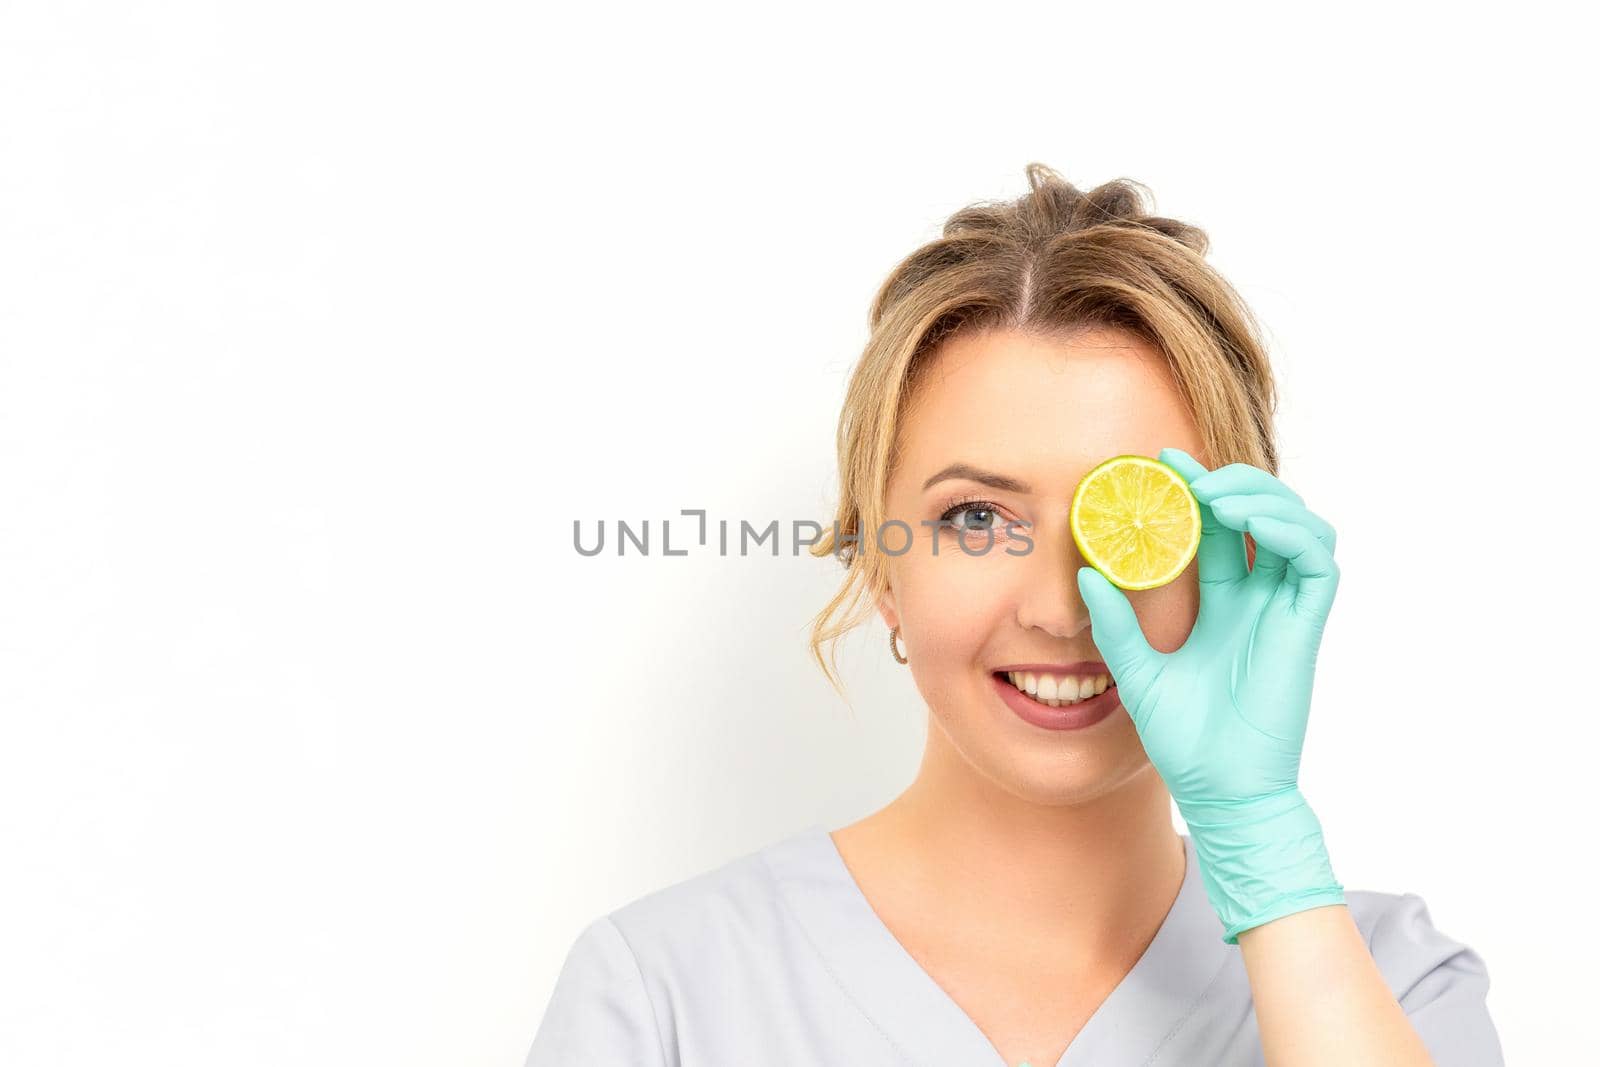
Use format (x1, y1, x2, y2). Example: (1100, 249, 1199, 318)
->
(878, 326, 1210, 806)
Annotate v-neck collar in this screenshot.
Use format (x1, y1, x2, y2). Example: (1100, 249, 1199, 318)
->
(763, 823, 1231, 1067)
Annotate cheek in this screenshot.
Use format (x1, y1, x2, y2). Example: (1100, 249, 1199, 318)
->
(893, 551, 1008, 662)
(1125, 559, 1201, 654)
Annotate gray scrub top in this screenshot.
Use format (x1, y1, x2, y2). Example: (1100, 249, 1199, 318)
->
(525, 823, 1503, 1066)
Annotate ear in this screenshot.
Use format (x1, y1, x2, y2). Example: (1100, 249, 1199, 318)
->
(875, 588, 899, 632)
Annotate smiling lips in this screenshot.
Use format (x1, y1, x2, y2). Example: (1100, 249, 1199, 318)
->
(991, 664, 1113, 707)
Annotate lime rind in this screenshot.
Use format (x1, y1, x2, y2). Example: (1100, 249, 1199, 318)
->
(1070, 454, 1201, 591)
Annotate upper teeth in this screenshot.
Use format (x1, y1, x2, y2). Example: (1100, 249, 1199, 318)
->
(1006, 671, 1112, 706)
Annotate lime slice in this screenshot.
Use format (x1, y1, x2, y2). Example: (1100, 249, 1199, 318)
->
(1070, 454, 1201, 591)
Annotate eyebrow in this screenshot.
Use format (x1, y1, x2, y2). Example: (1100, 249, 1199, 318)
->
(920, 462, 1033, 494)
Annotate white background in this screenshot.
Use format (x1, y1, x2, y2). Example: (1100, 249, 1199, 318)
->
(2, 2, 1592, 1063)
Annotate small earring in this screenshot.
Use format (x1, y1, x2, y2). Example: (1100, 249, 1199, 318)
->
(889, 625, 908, 664)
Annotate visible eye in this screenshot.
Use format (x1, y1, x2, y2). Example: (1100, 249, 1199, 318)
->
(938, 496, 1018, 536)
(941, 498, 999, 530)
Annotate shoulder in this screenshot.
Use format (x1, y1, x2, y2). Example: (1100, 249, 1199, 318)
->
(1343, 888, 1489, 997)
(527, 911, 666, 1064)
(603, 831, 794, 952)
(558, 827, 810, 983)
(527, 833, 798, 1065)
(1342, 888, 1504, 1064)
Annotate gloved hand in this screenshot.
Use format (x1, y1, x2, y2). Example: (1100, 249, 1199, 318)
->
(1076, 446, 1345, 943)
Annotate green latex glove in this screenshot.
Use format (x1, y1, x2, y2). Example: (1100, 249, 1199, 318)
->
(1076, 446, 1345, 943)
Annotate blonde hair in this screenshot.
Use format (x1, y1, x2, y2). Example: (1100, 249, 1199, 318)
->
(807, 162, 1281, 701)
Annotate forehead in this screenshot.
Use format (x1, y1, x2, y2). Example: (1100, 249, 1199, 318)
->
(896, 327, 1203, 491)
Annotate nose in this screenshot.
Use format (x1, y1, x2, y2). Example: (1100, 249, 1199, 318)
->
(1013, 516, 1091, 640)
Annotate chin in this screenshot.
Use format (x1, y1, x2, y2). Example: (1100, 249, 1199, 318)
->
(941, 700, 1156, 807)
(1005, 744, 1155, 807)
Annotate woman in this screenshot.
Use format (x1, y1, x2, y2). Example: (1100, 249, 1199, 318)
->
(526, 164, 1502, 1066)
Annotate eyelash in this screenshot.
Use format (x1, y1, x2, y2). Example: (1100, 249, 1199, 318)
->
(938, 494, 1017, 532)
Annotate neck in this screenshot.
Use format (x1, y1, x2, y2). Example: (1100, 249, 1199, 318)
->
(873, 726, 1186, 958)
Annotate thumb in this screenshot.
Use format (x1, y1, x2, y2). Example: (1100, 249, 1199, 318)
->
(1076, 566, 1159, 688)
